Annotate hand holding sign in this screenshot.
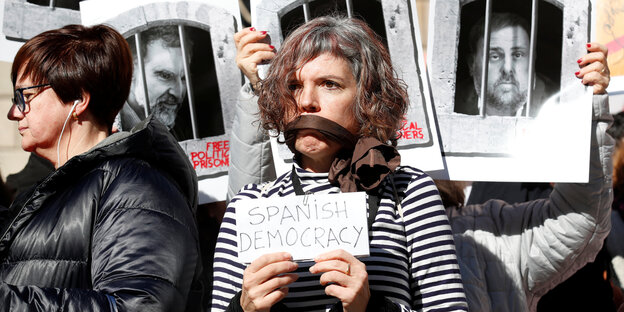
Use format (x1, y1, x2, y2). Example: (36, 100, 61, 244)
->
(236, 192, 370, 262)
(241, 252, 298, 312)
(310, 249, 371, 312)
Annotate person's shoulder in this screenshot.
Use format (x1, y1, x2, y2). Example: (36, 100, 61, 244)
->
(230, 183, 265, 203)
(99, 157, 188, 202)
(387, 166, 437, 193)
(99, 156, 152, 174)
(97, 156, 196, 225)
(230, 170, 292, 203)
(394, 165, 430, 180)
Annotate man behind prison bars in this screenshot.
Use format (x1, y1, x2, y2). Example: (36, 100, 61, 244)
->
(454, 12, 557, 117)
(116, 25, 192, 139)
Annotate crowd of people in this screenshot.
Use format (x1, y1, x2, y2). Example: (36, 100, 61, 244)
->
(0, 11, 621, 312)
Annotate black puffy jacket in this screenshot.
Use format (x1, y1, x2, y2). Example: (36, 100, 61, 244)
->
(0, 117, 201, 311)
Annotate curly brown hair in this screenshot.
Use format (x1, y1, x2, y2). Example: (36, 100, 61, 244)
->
(257, 15, 409, 144)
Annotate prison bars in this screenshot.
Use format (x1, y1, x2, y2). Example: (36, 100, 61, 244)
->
(477, 0, 493, 117)
(133, 26, 200, 139)
(134, 33, 151, 119)
(479, 0, 539, 117)
(178, 25, 199, 139)
(526, 0, 538, 117)
(301, 0, 354, 22)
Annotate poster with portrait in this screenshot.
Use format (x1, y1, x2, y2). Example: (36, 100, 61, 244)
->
(596, 0, 624, 113)
(427, 0, 593, 182)
(81, 0, 242, 203)
(251, 0, 444, 177)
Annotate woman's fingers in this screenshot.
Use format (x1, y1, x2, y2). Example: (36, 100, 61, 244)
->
(262, 287, 290, 308)
(234, 28, 275, 86)
(314, 249, 358, 263)
(247, 252, 293, 273)
(241, 285, 289, 312)
(241, 252, 298, 311)
(238, 43, 275, 65)
(244, 273, 299, 300)
(318, 270, 351, 286)
(319, 269, 370, 312)
(310, 249, 370, 311)
(576, 42, 610, 94)
(253, 260, 298, 284)
(586, 42, 609, 56)
(234, 27, 263, 49)
(309, 259, 350, 275)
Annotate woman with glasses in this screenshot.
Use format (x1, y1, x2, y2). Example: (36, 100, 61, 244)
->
(2, 24, 202, 311)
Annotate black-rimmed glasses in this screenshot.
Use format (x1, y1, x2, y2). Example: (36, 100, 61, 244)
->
(12, 83, 51, 113)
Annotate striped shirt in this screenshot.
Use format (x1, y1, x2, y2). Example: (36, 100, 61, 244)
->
(211, 165, 467, 311)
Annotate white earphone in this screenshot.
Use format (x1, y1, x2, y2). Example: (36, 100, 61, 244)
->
(56, 99, 80, 166)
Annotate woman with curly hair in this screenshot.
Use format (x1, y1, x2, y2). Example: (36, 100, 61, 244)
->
(212, 16, 468, 312)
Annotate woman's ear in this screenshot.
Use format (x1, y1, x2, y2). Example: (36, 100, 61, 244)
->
(73, 92, 91, 116)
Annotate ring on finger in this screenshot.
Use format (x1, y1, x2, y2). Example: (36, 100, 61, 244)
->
(346, 263, 351, 276)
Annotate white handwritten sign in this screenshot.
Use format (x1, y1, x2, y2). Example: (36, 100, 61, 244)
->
(235, 192, 370, 263)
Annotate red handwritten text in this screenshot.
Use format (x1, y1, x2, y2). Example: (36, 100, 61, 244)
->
(398, 120, 424, 140)
(190, 140, 230, 169)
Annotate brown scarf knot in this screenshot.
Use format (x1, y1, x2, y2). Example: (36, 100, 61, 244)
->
(328, 137, 400, 193)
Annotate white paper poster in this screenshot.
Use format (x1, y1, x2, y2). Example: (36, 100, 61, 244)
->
(235, 192, 370, 263)
(81, 0, 242, 203)
(427, 0, 593, 182)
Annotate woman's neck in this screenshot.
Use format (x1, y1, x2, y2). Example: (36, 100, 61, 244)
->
(52, 120, 109, 168)
(300, 153, 335, 173)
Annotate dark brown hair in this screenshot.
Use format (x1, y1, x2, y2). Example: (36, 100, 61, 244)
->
(468, 13, 530, 55)
(257, 15, 409, 143)
(434, 180, 466, 209)
(11, 24, 133, 129)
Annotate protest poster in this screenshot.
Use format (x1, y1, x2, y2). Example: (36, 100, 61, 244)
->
(251, 0, 444, 177)
(427, 0, 593, 182)
(2, 0, 81, 62)
(235, 192, 370, 263)
(81, 0, 241, 203)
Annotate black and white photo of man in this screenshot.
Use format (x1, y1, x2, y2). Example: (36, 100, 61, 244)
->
(454, 13, 558, 117)
(116, 25, 191, 138)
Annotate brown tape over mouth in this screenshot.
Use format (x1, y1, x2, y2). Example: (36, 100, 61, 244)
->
(284, 115, 400, 193)
(284, 115, 358, 153)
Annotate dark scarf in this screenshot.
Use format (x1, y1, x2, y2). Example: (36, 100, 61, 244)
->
(284, 115, 400, 193)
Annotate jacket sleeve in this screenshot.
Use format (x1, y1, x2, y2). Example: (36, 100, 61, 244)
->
(524, 93, 612, 297)
(402, 173, 468, 311)
(227, 84, 276, 202)
(480, 94, 613, 302)
(90, 165, 200, 311)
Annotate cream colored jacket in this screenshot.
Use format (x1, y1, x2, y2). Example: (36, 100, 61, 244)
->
(447, 94, 613, 311)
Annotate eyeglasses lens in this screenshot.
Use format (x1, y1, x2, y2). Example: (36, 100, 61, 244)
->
(12, 90, 25, 112)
